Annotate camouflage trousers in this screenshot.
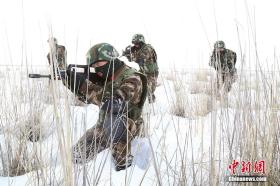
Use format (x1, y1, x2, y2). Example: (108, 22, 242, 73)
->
(72, 117, 144, 167)
(216, 70, 237, 93)
(146, 72, 158, 103)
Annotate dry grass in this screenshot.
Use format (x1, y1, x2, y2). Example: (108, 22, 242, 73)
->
(189, 81, 213, 95)
(0, 66, 51, 177)
(0, 63, 279, 185)
(167, 65, 280, 185)
(0, 14, 280, 185)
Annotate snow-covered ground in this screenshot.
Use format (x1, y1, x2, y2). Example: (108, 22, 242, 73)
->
(0, 65, 279, 185)
(1, 0, 280, 184)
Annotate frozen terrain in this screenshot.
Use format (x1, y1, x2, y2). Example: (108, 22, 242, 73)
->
(0, 65, 279, 185)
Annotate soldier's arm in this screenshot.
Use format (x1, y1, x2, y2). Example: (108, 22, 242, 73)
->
(209, 52, 215, 67)
(129, 48, 138, 62)
(78, 73, 143, 106)
(99, 74, 143, 119)
(140, 46, 155, 64)
(123, 45, 139, 62)
(57, 45, 66, 63)
(233, 52, 237, 65)
(122, 46, 132, 62)
(115, 74, 143, 104)
(79, 78, 104, 106)
(227, 51, 236, 69)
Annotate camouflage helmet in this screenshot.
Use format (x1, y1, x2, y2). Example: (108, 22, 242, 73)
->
(132, 34, 145, 44)
(214, 40, 225, 49)
(86, 43, 119, 65)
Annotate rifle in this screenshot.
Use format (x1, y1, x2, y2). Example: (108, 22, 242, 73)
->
(28, 65, 91, 80)
(122, 45, 136, 61)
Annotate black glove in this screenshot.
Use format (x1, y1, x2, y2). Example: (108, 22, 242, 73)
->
(100, 97, 125, 114)
(66, 68, 87, 94)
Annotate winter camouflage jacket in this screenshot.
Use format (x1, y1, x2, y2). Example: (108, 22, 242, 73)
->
(209, 49, 236, 73)
(79, 65, 147, 123)
(128, 44, 158, 75)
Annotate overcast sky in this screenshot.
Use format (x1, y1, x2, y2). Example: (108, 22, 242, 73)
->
(0, 0, 280, 71)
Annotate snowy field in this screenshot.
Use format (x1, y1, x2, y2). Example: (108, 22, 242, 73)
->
(0, 65, 279, 185)
(1, 0, 280, 185)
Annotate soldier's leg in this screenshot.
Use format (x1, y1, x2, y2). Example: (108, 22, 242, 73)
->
(224, 73, 232, 92)
(72, 125, 108, 164)
(231, 68, 238, 83)
(215, 72, 222, 98)
(216, 72, 222, 90)
(147, 74, 158, 103)
(109, 118, 136, 171)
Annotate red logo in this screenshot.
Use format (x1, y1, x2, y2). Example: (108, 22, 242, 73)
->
(229, 160, 239, 174)
(229, 160, 265, 175)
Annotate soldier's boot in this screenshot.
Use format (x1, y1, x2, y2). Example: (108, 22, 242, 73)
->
(112, 142, 133, 171)
(108, 117, 136, 171)
(72, 126, 107, 164)
(114, 154, 133, 171)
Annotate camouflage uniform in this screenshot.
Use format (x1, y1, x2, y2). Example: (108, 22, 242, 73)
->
(66, 43, 147, 171)
(124, 34, 158, 103)
(47, 37, 67, 71)
(209, 41, 237, 92)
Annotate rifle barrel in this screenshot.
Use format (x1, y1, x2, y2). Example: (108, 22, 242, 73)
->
(28, 74, 51, 78)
